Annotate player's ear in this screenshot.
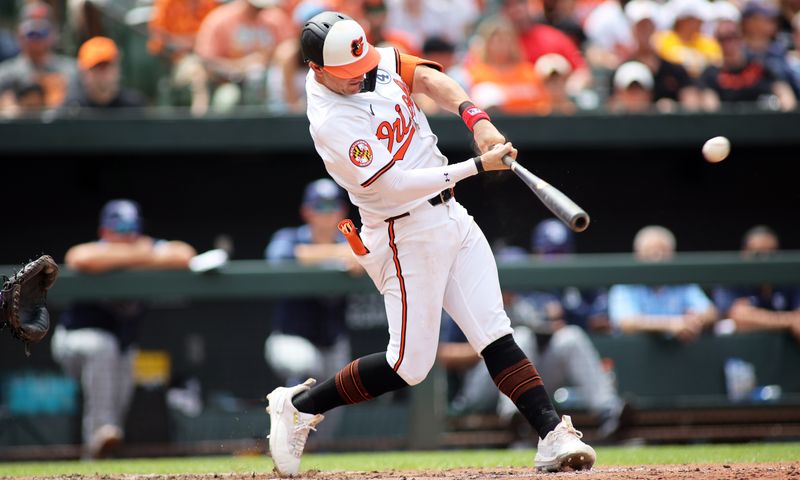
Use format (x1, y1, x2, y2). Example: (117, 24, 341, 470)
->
(308, 62, 323, 74)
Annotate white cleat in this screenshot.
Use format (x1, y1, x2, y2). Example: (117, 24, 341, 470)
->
(534, 415, 596, 472)
(266, 378, 324, 477)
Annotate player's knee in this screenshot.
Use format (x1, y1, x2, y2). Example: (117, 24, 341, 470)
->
(396, 354, 437, 386)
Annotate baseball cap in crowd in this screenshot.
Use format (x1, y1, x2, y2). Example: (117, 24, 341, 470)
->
(302, 179, 346, 212)
(19, 19, 51, 41)
(534, 53, 572, 78)
(741, 0, 779, 18)
(625, 0, 660, 24)
(667, 0, 712, 22)
(532, 219, 575, 256)
(301, 11, 380, 78)
(613, 61, 654, 90)
(713, 1, 742, 23)
(78, 36, 119, 70)
(100, 199, 142, 234)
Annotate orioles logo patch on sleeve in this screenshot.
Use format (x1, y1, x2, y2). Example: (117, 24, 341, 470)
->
(349, 139, 373, 167)
(351, 36, 364, 57)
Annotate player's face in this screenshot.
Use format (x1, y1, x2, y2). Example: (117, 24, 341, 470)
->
(312, 63, 365, 95)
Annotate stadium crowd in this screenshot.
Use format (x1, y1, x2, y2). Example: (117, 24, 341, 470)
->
(1, 0, 799, 116)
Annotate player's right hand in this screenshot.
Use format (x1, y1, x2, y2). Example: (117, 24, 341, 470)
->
(479, 142, 516, 171)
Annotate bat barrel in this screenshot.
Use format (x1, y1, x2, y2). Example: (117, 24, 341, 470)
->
(571, 212, 590, 233)
(502, 154, 590, 233)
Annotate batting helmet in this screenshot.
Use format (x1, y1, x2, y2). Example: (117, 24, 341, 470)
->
(301, 11, 380, 90)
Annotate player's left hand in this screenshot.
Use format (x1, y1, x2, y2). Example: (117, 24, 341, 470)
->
(472, 120, 506, 154)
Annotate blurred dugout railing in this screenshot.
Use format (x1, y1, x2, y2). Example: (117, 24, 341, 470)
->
(2, 253, 800, 459)
(28, 251, 800, 303)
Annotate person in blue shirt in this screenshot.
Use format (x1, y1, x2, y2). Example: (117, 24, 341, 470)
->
(713, 225, 800, 341)
(51, 199, 196, 459)
(263, 179, 357, 387)
(530, 219, 610, 332)
(608, 225, 718, 342)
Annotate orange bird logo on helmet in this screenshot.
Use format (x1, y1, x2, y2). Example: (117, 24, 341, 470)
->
(351, 36, 364, 57)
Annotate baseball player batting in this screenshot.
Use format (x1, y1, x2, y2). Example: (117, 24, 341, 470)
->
(266, 11, 596, 476)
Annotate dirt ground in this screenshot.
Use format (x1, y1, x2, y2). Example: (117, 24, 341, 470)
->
(7, 463, 800, 480)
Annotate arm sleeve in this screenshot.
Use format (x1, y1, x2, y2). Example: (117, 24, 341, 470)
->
(685, 284, 713, 313)
(369, 158, 478, 204)
(398, 51, 443, 92)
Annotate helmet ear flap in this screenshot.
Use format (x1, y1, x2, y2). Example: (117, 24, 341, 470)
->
(301, 11, 354, 66)
(360, 66, 378, 92)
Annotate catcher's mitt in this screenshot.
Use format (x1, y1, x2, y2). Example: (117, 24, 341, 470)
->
(1, 255, 59, 355)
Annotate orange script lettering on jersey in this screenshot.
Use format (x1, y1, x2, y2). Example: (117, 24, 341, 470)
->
(375, 80, 418, 157)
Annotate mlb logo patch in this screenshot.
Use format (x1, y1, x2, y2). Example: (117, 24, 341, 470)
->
(349, 139, 373, 167)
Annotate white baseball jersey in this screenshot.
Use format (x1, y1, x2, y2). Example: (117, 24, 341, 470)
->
(306, 47, 477, 227)
(306, 47, 512, 384)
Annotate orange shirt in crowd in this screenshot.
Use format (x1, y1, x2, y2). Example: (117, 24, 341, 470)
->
(466, 61, 551, 114)
(148, 0, 218, 55)
(194, 1, 292, 61)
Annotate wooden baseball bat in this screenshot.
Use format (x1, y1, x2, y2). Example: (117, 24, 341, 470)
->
(502, 155, 590, 233)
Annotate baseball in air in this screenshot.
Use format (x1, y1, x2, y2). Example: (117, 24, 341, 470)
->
(702, 136, 730, 163)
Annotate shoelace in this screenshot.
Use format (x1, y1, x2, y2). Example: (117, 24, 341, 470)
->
(289, 418, 319, 457)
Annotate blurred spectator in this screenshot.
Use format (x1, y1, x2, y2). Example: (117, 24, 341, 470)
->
(500, 0, 593, 96)
(52, 199, 196, 459)
(465, 18, 550, 114)
(534, 0, 588, 49)
(741, 0, 800, 97)
(67, 0, 105, 43)
(263, 179, 357, 387)
(0, 24, 20, 64)
(147, 0, 218, 116)
(608, 225, 718, 342)
(385, 0, 480, 48)
(266, 2, 325, 113)
(413, 36, 470, 114)
(622, 0, 701, 112)
(699, 20, 796, 111)
(61, 36, 147, 111)
(535, 53, 578, 114)
(584, 0, 634, 70)
(653, 0, 721, 78)
(530, 219, 610, 332)
(608, 60, 655, 112)
(713, 226, 800, 342)
(362, 0, 420, 55)
(789, 12, 800, 81)
(0, 1, 76, 113)
(438, 246, 626, 440)
(194, 0, 292, 111)
(777, 0, 800, 48)
(14, 78, 46, 109)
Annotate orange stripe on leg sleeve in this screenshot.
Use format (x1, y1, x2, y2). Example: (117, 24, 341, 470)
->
(493, 359, 544, 403)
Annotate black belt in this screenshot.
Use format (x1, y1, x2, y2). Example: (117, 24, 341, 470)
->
(428, 187, 454, 206)
(385, 188, 455, 222)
